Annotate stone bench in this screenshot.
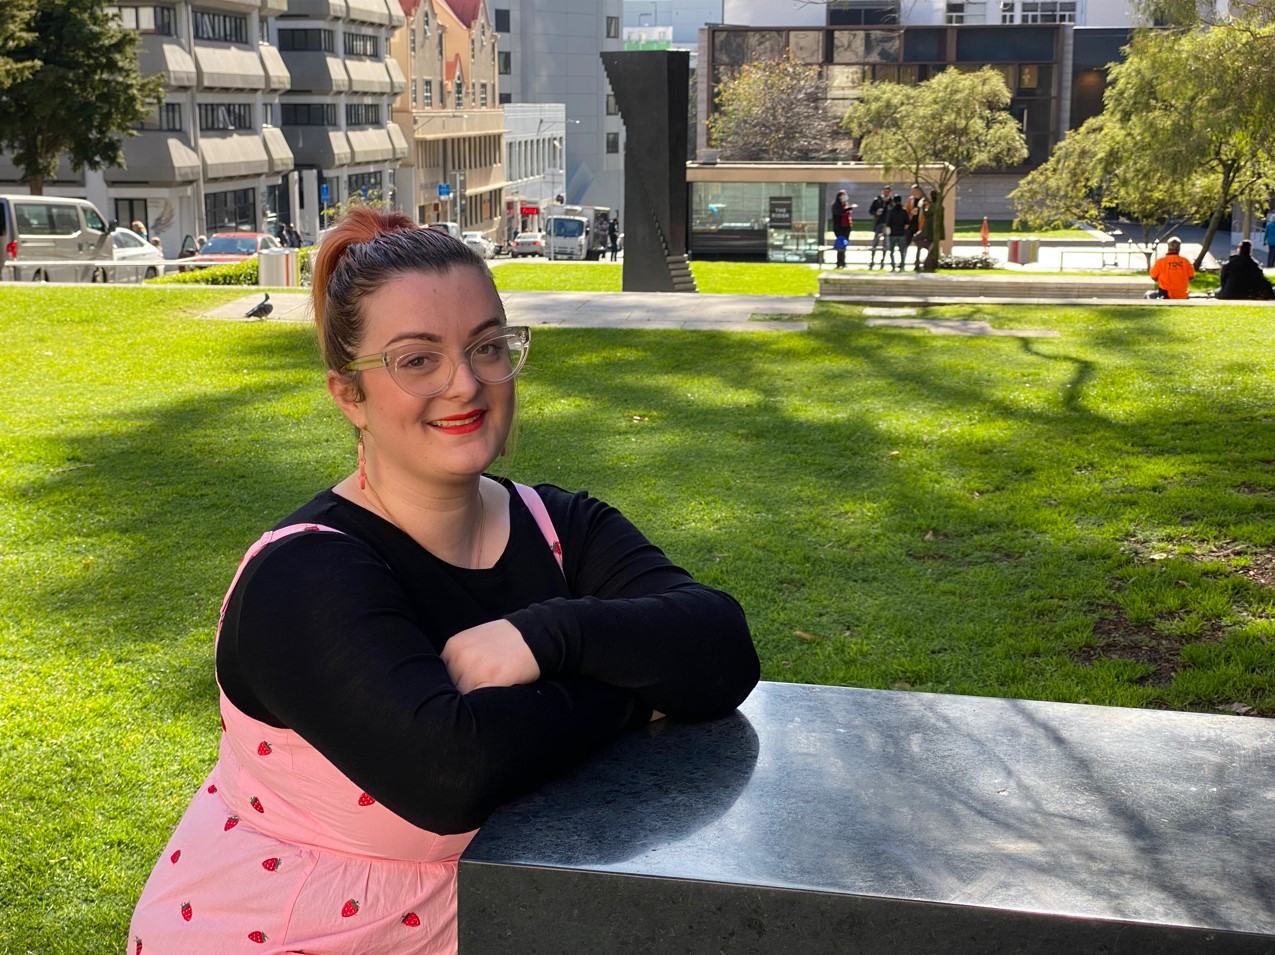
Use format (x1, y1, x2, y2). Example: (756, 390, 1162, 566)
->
(459, 682, 1274, 954)
(819, 271, 1156, 304)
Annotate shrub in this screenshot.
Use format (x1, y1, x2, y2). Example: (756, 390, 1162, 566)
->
(149, 258, 258, 285)
(939, 253, 1000, 270)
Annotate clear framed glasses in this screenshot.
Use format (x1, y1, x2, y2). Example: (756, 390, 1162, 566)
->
(343, 325, 530, 398)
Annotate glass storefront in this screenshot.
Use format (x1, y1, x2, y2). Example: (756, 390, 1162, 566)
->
(690, 181, 822, 261)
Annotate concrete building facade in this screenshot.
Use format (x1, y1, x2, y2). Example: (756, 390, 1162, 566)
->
(493, 0, 625, 213)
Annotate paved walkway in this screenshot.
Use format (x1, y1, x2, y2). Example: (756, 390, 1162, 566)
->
(201, 290, 814, 331)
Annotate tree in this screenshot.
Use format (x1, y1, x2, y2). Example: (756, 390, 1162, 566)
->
(842, 66, 1028, 221)
(0, 0, 37, 92)
(0, 0, 165, 194)
(705, 51, 835, 161)
(1015, 16, 1275, 270)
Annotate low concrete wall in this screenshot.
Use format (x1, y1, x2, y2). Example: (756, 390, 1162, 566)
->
(818, 271, 1153, 303)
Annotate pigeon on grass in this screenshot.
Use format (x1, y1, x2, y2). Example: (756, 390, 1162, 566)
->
(245, 293, 273, 319)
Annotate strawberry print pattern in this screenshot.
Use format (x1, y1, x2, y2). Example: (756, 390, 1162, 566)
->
(180, 901, 192, 922)
(257, 741, 272, 756)
(341, 899, 360, 918)
(249, 796, 264, 813)
(261, 857, 281, 872)
(134, 936, 142, 954)
(357, 792, 375, 806)
(248, 931, 267, 944)
(170, 850, 181, 864)
(401, 912, 421, 927)
(224, 815, 239, 831)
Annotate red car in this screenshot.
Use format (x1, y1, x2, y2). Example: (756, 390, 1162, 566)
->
(186, 232, 282, 268)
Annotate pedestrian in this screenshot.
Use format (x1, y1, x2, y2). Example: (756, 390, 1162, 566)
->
(1263, 214, 1275, 269)
(829, 190, 855, 269)
(920, 188, 943, 272)
(885, 195, 909, 272)
(1216, 240, 1273, 300)
(1147, 236, 1195, 299)
(132, 220, 148, 239)
(128, 207, 759, 954)
(902, 185, 924, 270)
(607, 217, 619, 261)
(867, 185, 893, 270)
(149, 236, 162, 252)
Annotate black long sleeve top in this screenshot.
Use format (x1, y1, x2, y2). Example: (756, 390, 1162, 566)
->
(215, 479, 759, 834)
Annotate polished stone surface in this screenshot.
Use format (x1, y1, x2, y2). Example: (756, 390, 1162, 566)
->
(460, 682, 1275, 953)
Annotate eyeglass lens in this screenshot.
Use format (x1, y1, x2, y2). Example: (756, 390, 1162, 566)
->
(389, 330, 528, 396)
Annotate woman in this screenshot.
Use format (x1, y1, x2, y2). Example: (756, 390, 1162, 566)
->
(920, 188, 943, 273)
(129, 208, 759, 953)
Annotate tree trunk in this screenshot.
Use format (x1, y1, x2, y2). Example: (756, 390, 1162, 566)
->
(1195, 203, 1228, 270)
(27, 174, 43, 195)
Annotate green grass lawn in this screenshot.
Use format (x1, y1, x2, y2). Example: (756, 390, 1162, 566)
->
(3, 285, 1273, 952)
(492, 260, 820, 296)
(953, 218, 1096, 240)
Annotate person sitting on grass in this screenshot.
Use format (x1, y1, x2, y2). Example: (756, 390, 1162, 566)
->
(128, 207, 760, 954)
(1215, 240, 1274, 301)
(1146, 236, 1195, 299)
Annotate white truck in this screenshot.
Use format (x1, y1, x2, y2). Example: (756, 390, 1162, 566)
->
(545, 204, 611, 260)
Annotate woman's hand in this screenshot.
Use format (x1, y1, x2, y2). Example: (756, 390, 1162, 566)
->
(441, 620, 541, 694)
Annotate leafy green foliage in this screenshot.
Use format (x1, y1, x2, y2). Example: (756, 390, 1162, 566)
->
(0, 0, 36, 91)
(842, 66, 1028, 209)
(706, 51, 835, 161)
(1012, 14, 1275, 268)
(0, 0, 165, 192)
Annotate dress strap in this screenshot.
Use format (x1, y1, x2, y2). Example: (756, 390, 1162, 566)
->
(218, 523, 345, 622)
(513, 482, 564, 575)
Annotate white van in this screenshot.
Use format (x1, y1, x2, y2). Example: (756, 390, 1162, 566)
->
(0, 195, 116, 282)
(425, 221, 461, 240)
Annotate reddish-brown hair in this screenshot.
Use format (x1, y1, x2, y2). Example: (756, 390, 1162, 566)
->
(310, 207, 495, 396)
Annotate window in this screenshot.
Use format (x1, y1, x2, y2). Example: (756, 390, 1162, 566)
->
(1001, 1, 1016, 22)
(344, 32, 379, 56)
(192, 9, 247, 43)
(347, 171, 383, 198)
(345, 103, 381, 125)
(138, 101, 183, 131)
(606, 93, 618, 115)
(198, 102, 253, 131)
(454, 77, 463, 107)
(411, 79, 418, 106)
(499, 92, 512, 104)
(1020, 1, 1077, 22)
(480, 83, 488, 107)
(422, 79, 433, 107)
(111, 5, 175, 34)
(262, 102, 273, 126)
(498, 51, 511, 74)
(945, 2, 964, 24)
(281, 102, 336, 125)
(494, 8, 509, 32)
(205, 187, 256, 233)
(606, 132, 619, 154)
(470, 81, 476, 106)
(277, 29, 333, 51)
(115, 199, 148, 231)
(606, 15, 619, 38)
(410, 28, 416, 54)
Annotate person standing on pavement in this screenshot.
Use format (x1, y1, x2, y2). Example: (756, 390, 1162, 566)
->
(920, 188, 943, 272)
(902, 185, 924, 269)
(867, 185, 893, 270)
(830, 190, 855, 269)
(1263, 214, 1275, 268)
(607, 218, 620, 261)
(885, 195, 909, 272)
(1147, 236, 1195, 299)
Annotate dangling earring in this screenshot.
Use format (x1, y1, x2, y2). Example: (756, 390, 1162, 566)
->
(357, 431, 367, 490)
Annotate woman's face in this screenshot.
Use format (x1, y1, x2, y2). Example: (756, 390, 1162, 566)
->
(331, 265, 514, 488)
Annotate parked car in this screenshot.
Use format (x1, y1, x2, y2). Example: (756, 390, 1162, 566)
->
(426, 221, 461, 240)
(508, 231, 546, 257)
(186, 232, 282, 269)
(110, 227, 166, 281)
(0, 194, 115, 282)
(462, 231, 496, 259)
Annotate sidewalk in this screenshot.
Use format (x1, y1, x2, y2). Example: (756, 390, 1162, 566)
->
(201, 290, 813, 331)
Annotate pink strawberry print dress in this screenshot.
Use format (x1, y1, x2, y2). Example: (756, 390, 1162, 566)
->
(129, 523, 476, 954)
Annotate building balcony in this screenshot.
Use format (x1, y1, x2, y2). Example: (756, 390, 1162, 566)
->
(262, 125, 296, 174)
(259, 0, 287, 15)
(386, 121, 407, 160)
(138, 35, 197, 89)
(345, 0, 392, 24)
(259, 44, 290, 92)
(281, 0, 347, 19)
(344, 57, 391, 94)
(279, 50, 350, 93)
(194, 42, 267, 91)
(200, 130, 271, 180)
(282, 127, 352, 168)
(346, 126, 395, 163)
(104, 133, 201, 186)
(386, 56, 406, 95)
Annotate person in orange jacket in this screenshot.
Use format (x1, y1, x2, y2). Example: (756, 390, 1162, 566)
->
(1147, 236, 1195, 299)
